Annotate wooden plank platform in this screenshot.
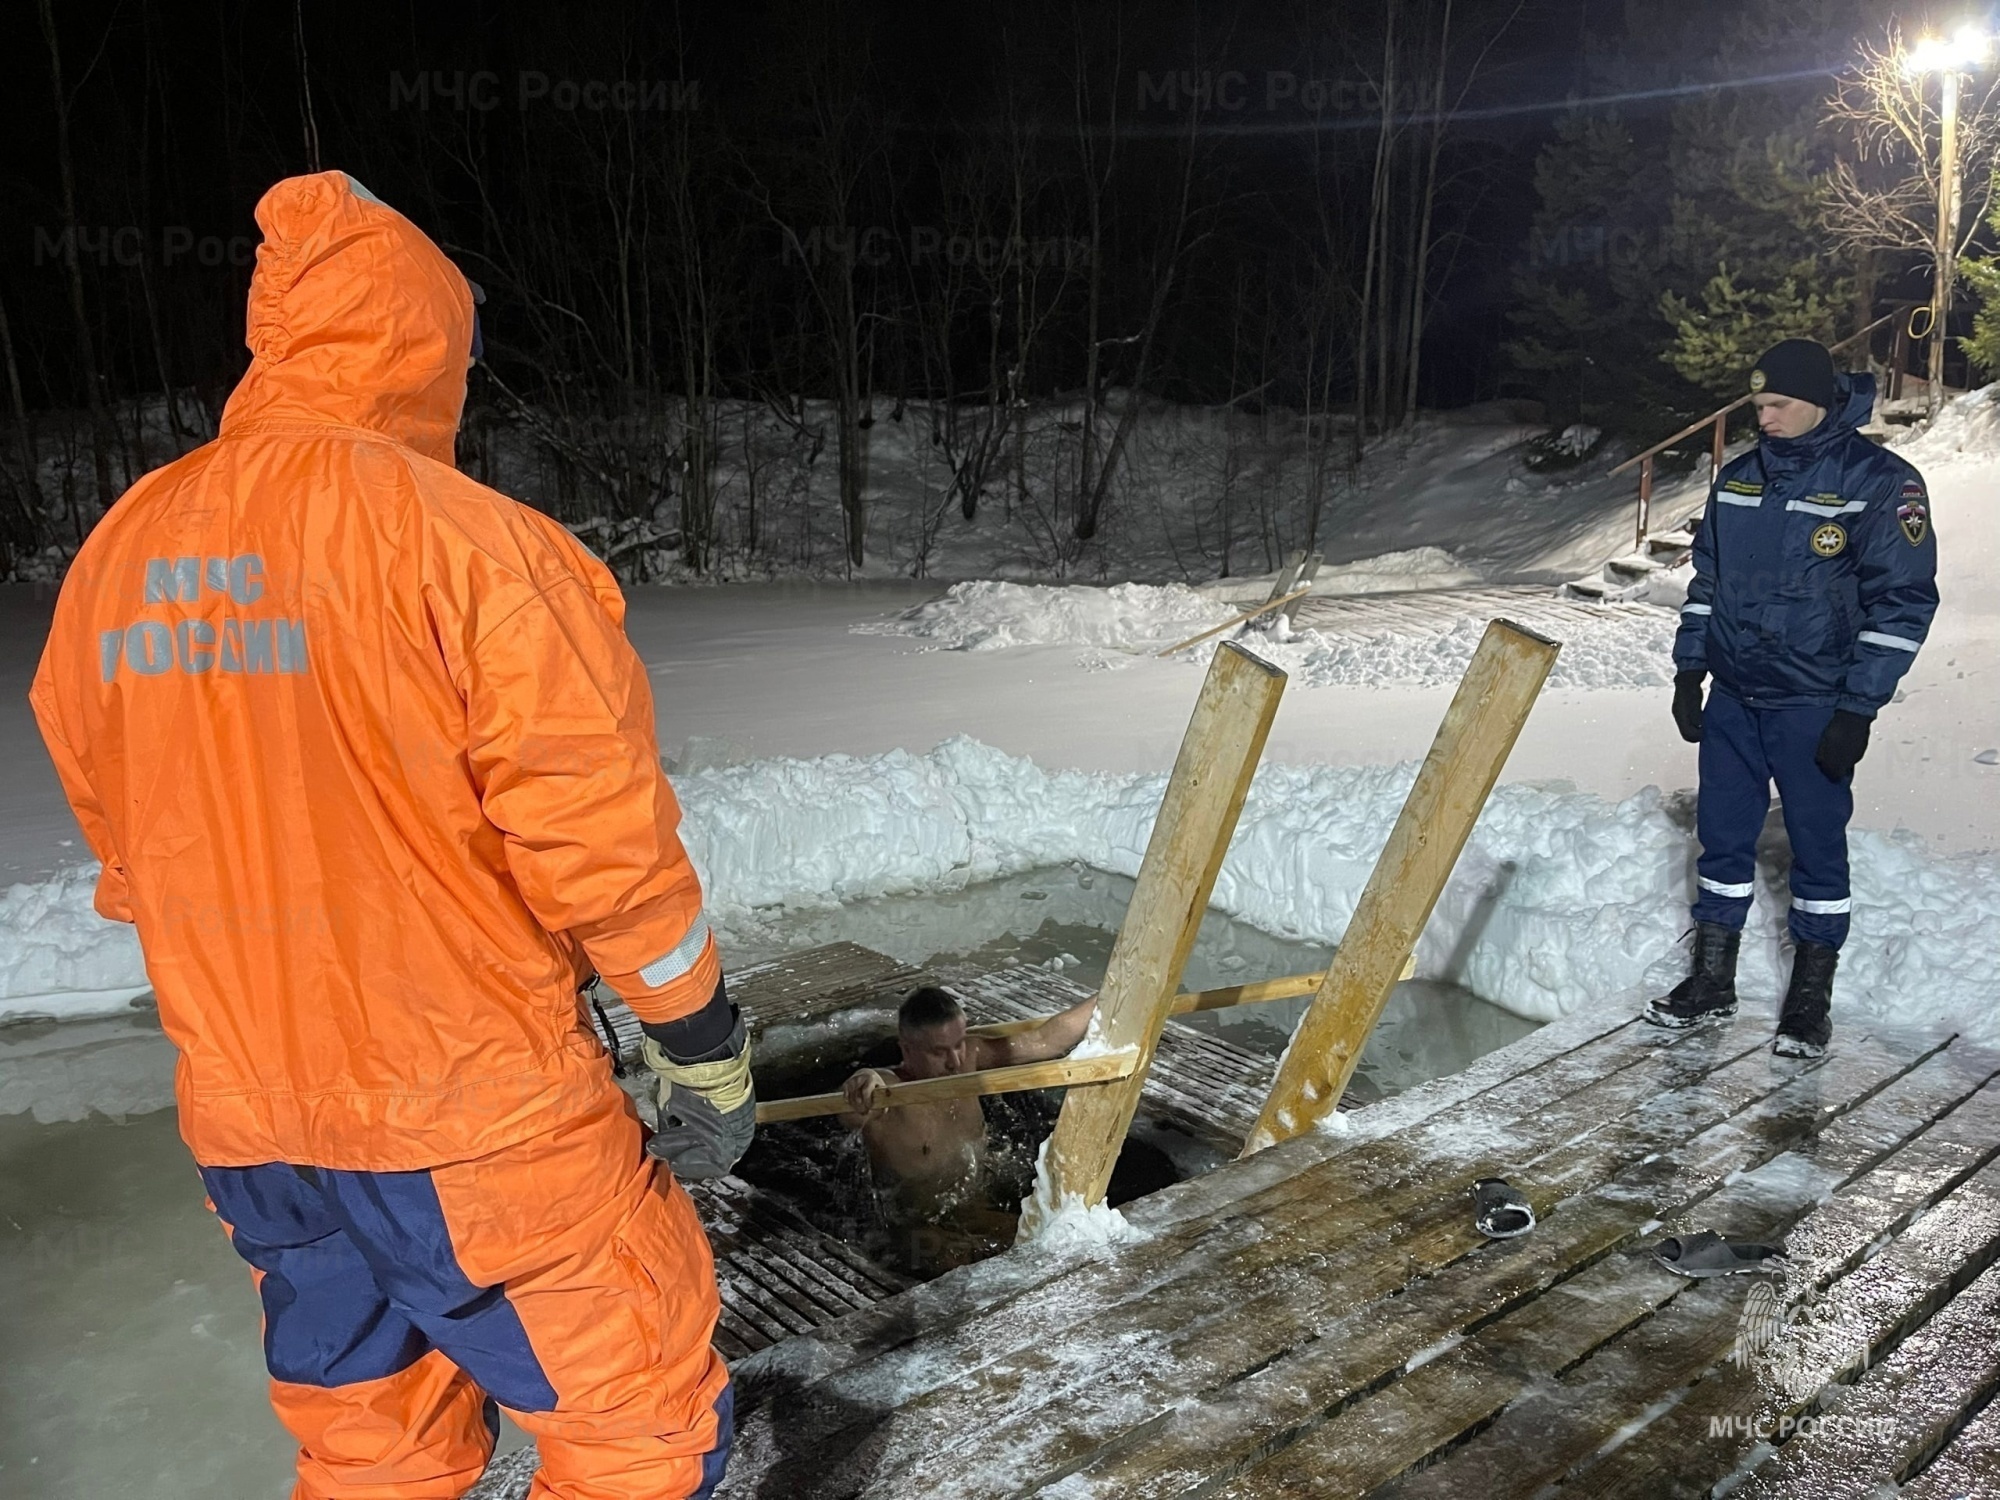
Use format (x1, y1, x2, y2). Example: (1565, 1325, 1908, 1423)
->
(694, 1002, 2000, 1500)
(686, 1175, 913, 1362)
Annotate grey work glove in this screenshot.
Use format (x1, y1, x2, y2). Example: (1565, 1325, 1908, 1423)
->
(641, 1013, 755, 1181)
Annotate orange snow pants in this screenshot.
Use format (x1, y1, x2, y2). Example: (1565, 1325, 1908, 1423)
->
(200, 1089, 732, 1499)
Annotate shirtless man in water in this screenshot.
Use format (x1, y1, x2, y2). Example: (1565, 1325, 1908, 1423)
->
(838, 985, 1097, 1212)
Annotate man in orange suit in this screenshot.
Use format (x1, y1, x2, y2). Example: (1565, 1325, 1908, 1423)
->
(31, 171, 747, 1499)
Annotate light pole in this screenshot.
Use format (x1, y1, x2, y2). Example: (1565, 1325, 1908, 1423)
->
(1905, 26, 1995, 412)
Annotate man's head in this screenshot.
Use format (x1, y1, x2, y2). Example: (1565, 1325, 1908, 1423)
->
(897, 986, 969, 1079)
(1749, 339, 1836, 440)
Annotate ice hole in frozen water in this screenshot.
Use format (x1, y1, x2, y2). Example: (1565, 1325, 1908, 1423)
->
(0, 861, 1537, 1497)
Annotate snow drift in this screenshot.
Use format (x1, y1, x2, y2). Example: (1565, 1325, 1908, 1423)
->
(10, 739, 1993, 1048)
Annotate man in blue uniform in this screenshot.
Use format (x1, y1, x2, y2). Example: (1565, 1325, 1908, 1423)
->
(1649, 338, 1939, 1056)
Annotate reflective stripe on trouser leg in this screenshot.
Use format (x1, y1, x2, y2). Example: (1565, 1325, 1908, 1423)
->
(1692, 688, 1770, 931)
(199, 1164, 494, 1498)
(1763, 702, 1855, 951)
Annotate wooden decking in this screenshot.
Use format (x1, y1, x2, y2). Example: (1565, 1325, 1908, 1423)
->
(701, 996, 2000, 1499)
(687, 1174, 912, 1362)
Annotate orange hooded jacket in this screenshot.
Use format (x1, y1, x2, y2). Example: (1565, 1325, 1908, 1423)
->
(30, 172, 719, 1171)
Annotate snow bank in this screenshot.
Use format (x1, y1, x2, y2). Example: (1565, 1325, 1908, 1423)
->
(669, 740, 1999, 1041)
(1295, 545, 1482, 595)
(1891, 381, 2000, 467)
(11, 739, 1998, 1046)
(854, 579, 1238, 653)
(0, 866, 151, 1023)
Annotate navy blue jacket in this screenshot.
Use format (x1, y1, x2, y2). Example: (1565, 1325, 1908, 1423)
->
(1673, 373, 1940, 716)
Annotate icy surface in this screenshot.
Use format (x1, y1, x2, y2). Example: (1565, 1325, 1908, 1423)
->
(1023, 1195, 1150, 1257)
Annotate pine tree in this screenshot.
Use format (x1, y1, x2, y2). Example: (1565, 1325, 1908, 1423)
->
(1505, 113, 1684, 430)
(1509, 0, 1872, 426)
(1656, 50, 1854, 396)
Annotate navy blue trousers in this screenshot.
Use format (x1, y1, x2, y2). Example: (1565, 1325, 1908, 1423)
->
(1691, 688, 1853, 949)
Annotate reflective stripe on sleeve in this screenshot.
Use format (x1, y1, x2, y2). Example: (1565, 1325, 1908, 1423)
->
(1681, 602, 1712, 616)
(1698, 877, 1755, 898)
(1784, 498, 1868, 516)
(1716, 492, 1763, 507)
(638, 913, 713, 989)
(1792, 896, 1852, 915)
(1857, 630, 1921, 653)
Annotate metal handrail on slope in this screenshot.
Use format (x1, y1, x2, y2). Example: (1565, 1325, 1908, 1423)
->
(1605, 305, 1919, 550)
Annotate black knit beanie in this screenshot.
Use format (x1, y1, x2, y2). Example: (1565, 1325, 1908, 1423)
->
(1749, 339, 1837, 411)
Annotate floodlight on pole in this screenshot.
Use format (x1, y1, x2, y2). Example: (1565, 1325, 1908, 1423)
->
(1903, 24, 1996, 411)
(1903, 26, 1996, 76)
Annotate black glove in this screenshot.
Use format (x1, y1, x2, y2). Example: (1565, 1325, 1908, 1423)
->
(641, 1012, 755, 1181)
(1814, 709, 1872, 782)
(1672, 670, 1706, 744)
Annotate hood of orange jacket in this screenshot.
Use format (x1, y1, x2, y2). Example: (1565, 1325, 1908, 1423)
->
(219, 172, 474, 464)
(30, 172, 718, 1172)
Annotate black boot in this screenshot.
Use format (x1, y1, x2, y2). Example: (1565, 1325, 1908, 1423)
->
(1774, 942, 1837, 1058)
(1646, 922, 1741, 1029)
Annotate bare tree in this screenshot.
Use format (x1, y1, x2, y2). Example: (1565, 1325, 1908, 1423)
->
(37, 0, 122, 515)
(753, 1, 886, 569)
(1824, 24, 2000, 398)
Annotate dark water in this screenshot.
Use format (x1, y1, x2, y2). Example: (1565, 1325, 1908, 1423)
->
(729, 1040, 1182, 1281)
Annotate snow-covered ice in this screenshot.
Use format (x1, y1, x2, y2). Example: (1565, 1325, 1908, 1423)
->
(861, 573, 1681, 689)
(1227, 609, 1678, 690)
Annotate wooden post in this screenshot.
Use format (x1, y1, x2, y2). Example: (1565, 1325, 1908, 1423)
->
(1018, 641, 1287, 1235)
(1244, 619, 1560, 1154)
(1710, 411, 1726, 475)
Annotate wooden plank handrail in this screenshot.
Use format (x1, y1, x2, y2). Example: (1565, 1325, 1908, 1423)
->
(755, 1050, 1139, 1123)
(1157, 588, 1314, 658)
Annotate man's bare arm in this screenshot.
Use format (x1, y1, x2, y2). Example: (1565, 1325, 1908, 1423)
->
(979, 995, 1099, 1067)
